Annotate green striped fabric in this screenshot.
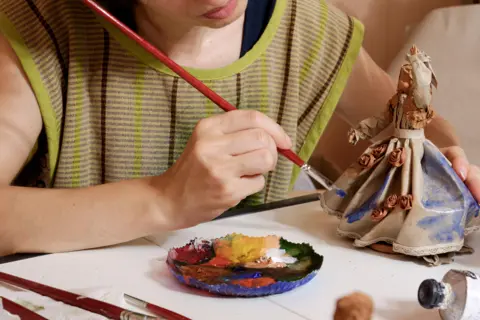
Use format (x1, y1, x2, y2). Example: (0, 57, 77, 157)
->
(0, 0, 363, 206)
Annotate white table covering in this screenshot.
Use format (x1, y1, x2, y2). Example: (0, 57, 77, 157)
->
(2, 199, 480, 320)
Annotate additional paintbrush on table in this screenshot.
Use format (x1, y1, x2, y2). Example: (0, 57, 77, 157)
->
(124, 294, 191, 320)
(82, 0, 345, 197)
(0, 272, 156, 320)
(0, 296, 47, 319)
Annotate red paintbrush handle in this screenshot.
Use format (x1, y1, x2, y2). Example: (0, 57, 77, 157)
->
(83, 0, 236, 113)
(0, 296, 47, 319)
(82, 0, 306, 168)
(280, 148, 306, 167)
(0, 272, 154, 320)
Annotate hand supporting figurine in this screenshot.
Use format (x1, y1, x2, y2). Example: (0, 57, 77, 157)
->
(441, 146, 480, 203)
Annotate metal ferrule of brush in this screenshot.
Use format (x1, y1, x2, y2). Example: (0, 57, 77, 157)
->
(120, 311, 158, 320)
(301, 163, 334, 191)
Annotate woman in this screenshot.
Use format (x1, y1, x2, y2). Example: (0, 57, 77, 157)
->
(0, 0, 477, 256)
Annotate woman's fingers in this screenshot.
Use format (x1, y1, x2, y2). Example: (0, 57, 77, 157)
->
(442, 146, 469, 181)
(218, 128, 277, 156)
(465, 165, 480, 202)
(196, 110, 292, 150)
(232, 148, 278, 177)
(236, 174, 266, 199)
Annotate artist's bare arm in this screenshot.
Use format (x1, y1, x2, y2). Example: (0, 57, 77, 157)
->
(0, 33, 291, 256)
(337, 47, 460, 148)
(0, 33, 172, 256)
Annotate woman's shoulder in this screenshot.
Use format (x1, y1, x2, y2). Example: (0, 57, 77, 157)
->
(286, 0, 363, 42)
(272, 0, 364, 73)
(0, 0, 104, 43)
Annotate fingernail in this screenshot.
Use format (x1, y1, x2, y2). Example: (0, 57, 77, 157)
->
(459, 169, 467, 181)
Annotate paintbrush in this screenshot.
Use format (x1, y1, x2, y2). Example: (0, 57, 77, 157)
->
(0, 272, 156, 320)
(0, 296, 47, 319)
(82, 0, 345, 197)
(124, 294, 191, 320)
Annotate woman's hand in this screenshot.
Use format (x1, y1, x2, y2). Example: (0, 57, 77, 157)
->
(156, 110, 292, 229)
(441, 146, 480, 202)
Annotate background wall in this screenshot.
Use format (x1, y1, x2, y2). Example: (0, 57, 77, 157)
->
(310, 0, 463, 181)
(329, 0, 462, 68)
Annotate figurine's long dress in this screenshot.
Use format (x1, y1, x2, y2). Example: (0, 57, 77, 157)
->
(320, 63, 480, 264)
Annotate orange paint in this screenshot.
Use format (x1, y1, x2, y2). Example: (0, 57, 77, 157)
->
(205, 256, 231, 268)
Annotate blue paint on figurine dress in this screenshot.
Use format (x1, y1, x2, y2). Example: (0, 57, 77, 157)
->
(336, 189, 347, 198)
(417, 212, 464, 243)
(346, 168, 393, 223)
(416, 141, 479, 242)
(421, 141, 479, 218)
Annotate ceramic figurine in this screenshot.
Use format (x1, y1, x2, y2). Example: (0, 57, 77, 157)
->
(320, 45, 480, 266)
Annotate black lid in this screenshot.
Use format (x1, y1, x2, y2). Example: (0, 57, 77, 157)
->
(418, 279, 445, 309)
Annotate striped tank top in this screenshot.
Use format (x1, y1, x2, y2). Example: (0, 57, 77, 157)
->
(0, 0, 364, 206)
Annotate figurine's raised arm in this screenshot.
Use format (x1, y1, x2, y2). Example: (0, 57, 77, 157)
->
(347, 106, 393, 145)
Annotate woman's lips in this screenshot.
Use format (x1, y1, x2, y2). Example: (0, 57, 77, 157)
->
(202, 0, 237, 20)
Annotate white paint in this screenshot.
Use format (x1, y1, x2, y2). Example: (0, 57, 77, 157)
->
(265, 248, 297, 264)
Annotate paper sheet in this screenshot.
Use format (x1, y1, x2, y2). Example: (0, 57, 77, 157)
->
(0, 285, 143, 319)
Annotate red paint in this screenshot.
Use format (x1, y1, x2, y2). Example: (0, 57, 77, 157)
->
(82, 0, 307, 169)
(230, 277, 276, 288)
(172, 241, 214, 265)
(203, 0, 237, 20)
(205, 256, 231, 268)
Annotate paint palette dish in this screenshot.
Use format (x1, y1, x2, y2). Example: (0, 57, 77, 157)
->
(166, 233, 324, 297)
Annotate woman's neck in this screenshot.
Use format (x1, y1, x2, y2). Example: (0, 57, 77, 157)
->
(135, 5, 245, 69)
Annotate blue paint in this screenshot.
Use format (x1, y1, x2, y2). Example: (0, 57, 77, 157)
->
(346, 165, 395, 223)
(417, 212, 464, 243)
(223, 271, 263, 281)
(346, 191, 379, 223)
(414, 141, 479, 243)
(335, 189, 346, 198)
(170, 269, 318, 297)
(421, 141, 479, 223)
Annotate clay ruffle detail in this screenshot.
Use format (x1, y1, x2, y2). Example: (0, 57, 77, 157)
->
(388, 147, 406, 167)
(384, 194, 398, 209)
(372, 144, 388, 158)
(399, 194, 413, 210)
(358, 153, 376, 169)
(371, 208, 388, 222)
(371, 193, 414, 222)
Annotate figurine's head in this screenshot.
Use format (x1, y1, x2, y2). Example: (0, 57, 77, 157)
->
(406, 44, 438, 88)
(409, 45, 419, 55)
(406, 45, 431, 63)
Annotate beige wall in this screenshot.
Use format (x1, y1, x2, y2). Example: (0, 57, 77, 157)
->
(310, 0, 462, 182)
(329, 0, 462, 68)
